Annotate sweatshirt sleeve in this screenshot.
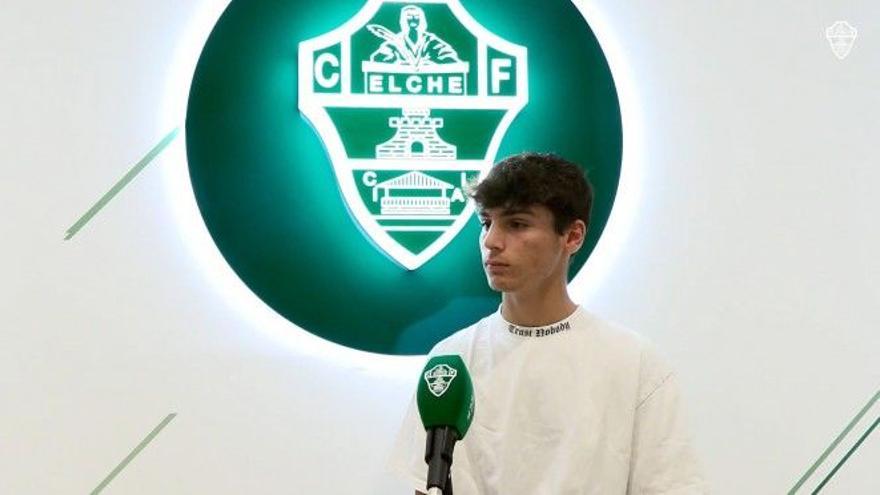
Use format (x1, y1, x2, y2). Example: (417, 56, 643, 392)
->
(386, 393, 429, 492)
(627, 345, 710, 494)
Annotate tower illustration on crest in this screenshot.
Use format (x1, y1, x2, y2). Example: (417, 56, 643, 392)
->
(377, 109, 456, 160)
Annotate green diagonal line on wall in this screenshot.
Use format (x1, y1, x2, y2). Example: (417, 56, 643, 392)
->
(788, 387, 880, 494)
(811, 414, 880, 493)
(64, 127, 180, 240)
(90, 413, 177, 495)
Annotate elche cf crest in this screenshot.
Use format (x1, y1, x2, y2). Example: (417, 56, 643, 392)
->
(299, 0, 528, 270)
(424, 363, 458, 397)
(187, 0, 618, 354)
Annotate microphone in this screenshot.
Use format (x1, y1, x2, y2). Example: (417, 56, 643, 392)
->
(417, 355, 475, 495)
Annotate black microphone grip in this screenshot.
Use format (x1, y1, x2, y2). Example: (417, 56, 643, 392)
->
(424, 426, 458, 494)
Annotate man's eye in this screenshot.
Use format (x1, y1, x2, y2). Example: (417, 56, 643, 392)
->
(510, 221, 526, 229)
(479, 220, 491, 229)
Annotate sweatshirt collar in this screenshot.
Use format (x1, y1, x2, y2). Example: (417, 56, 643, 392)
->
(497, 305, 582, 339)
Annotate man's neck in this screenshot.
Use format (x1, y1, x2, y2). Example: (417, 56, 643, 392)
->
(501, 283, 577, 327)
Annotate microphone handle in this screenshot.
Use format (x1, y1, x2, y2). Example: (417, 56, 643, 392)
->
(426, 470, 452, 495)
(425, 426, 458, 493)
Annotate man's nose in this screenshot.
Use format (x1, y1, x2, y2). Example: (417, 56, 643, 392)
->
(482, 224, 504, 252)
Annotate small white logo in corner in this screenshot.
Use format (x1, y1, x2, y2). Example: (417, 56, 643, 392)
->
(825, 21, 857, 60)
(424, 364, 458, 397)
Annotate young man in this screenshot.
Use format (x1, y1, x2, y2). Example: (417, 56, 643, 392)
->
(388, 153, 708, 494)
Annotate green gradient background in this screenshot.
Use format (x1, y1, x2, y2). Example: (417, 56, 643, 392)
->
(185, 0, 622, 355)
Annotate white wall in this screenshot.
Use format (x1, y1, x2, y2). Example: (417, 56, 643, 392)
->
(2, 0, 878, 493)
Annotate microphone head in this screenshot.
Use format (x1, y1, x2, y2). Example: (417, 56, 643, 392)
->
(417, 354, 475, 439)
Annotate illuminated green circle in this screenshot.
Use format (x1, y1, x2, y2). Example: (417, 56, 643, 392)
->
(186, 0, 621, 355)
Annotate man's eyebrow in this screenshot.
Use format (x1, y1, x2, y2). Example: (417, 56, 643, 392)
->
(477, 206, 535, 217)
(500, 206, 534, 216)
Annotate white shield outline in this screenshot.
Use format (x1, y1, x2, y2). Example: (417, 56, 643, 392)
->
(424, 364, 457, 397)
(298, 0, 528, 270)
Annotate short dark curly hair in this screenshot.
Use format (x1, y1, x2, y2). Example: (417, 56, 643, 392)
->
(469, 152, 593, 234)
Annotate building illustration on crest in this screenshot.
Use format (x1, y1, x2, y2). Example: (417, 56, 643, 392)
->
(372, 170, 457, 215)
(376, 108, 456, 160)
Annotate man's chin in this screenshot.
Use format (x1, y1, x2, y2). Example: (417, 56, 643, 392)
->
(486, 275, 516, 293)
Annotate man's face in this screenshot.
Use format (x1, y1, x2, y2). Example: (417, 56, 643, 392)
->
(405, 11, 421, 30)
(478, 204, 572, 294)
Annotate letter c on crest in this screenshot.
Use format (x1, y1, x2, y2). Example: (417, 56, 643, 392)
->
(314, 52, 340, 88)
(362, 171, 378, 187)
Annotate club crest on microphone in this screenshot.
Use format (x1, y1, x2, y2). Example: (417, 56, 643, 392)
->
(424, 364, 458, 397)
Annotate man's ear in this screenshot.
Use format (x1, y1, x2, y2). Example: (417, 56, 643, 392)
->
(565, 220, 587, 255)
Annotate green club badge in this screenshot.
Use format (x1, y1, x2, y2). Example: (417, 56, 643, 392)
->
(185, 0, 622, 355)
(299, 0, 527, 269)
